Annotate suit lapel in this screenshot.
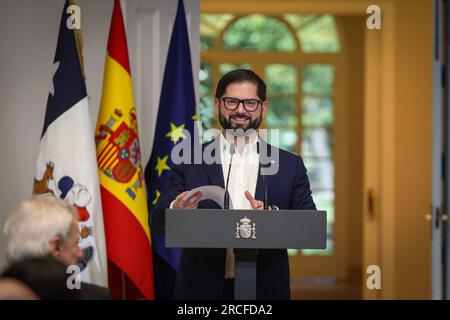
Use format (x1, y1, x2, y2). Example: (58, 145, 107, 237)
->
(203, 137, 225, 188)
(204, 163, 225, 188)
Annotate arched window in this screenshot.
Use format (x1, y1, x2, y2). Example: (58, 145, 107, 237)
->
(222, 14, 297, 51)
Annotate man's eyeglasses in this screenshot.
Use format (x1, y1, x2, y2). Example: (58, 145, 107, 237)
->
(220, 97, 262, 112)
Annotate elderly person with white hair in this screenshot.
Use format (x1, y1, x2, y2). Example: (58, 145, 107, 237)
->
(4, 194, 82, 266)
(2, 195, 110, 299)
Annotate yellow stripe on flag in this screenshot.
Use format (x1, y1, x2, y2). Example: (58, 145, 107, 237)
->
(97, 55, 150, 240)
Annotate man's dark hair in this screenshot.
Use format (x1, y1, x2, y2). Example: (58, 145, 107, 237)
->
(215, 69, 267, 101)
(1, 255, 80, 300)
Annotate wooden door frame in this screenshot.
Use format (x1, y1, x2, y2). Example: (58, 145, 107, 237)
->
(362, 2, 396, 300)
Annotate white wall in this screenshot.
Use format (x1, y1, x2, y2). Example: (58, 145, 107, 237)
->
(0, 0, 199, 270)
(125, 0, 200, 163)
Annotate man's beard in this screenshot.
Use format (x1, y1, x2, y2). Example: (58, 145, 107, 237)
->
(218, 111, 262, 132)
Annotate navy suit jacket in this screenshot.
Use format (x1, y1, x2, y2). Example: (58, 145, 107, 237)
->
(151, 137, 316, 300)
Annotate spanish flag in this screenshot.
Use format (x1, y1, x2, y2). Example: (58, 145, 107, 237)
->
(95, 0, 154, 299)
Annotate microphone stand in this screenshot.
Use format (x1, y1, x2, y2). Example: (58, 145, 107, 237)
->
(224, 143, 235, 210)
(257, 141, 269, 210)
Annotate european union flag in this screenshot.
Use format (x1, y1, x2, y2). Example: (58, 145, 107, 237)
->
(144, 0, 196, 300)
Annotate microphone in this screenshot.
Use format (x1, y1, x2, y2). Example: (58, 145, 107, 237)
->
(257, 141, 269, 210)
(224, 143, 235, 210)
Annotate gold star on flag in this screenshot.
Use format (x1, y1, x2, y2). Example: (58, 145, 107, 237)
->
(166, 123, 186, 144)
(152, 190, 161, 205)
(191, 113, 199, 121)
(155, 155, 171, 177)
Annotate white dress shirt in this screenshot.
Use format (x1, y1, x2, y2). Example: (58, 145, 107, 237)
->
(220, 133, 260, 279)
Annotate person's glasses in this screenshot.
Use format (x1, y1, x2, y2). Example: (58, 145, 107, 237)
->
(220, 97, 262, 112)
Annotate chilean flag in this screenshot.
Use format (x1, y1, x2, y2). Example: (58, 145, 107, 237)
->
(33, 0, 108, 287)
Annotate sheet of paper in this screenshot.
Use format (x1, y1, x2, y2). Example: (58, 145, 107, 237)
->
(182, 185, 232, 209)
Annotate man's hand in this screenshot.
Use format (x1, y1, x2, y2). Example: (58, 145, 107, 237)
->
(245, 191, 263, 210)
(173, 191, 202, 209)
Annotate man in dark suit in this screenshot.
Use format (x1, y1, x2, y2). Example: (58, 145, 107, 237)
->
(151, 69, 316, 300)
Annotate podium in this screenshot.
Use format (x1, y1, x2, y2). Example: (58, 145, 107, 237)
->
(165, 209, 327, 300)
